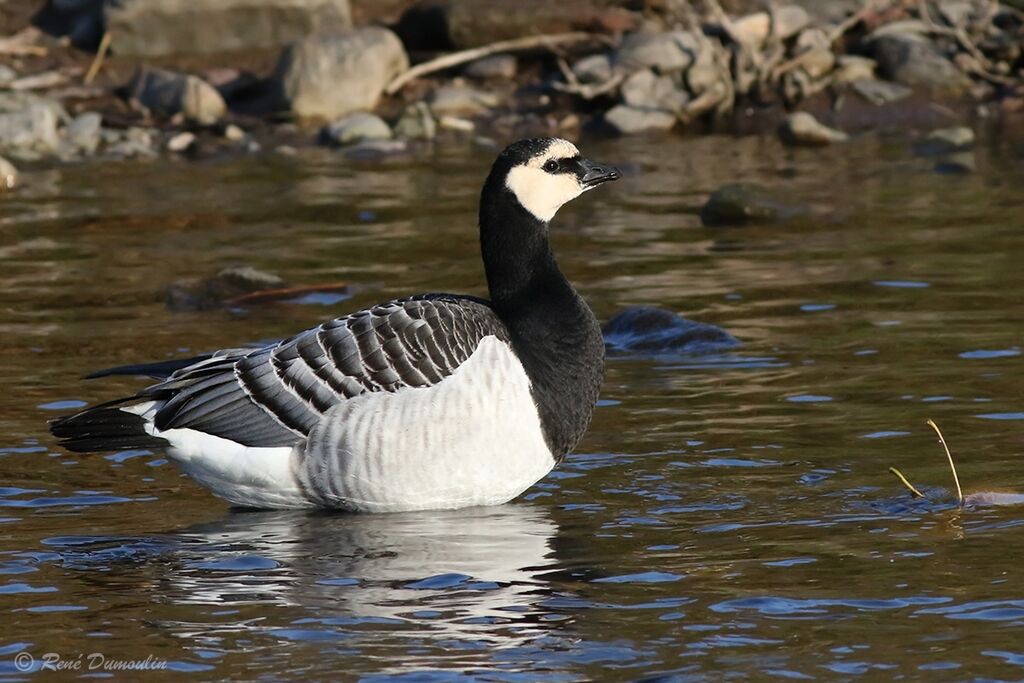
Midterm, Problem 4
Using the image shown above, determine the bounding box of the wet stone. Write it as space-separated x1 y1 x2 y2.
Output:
603 307 740 355
933 151 975 175
700 182 801 227
605 104 676 135
128 68 226 125
870 32 971 94
851 78 913 105
573 54 612 84
620 69 689 113
321 112 392 146
0 155 17 190
915 126 975 156
394 102 436 140
63 112 102 155
778 111 848 146
429 85 500 117
615 30 698 74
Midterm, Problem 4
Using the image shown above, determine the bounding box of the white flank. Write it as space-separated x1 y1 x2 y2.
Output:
297 336 556 512
505 138 583 222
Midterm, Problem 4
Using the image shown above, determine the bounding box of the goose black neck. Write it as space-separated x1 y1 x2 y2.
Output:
478 178 604 460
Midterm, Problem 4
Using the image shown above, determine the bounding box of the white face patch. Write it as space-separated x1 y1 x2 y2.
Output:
504 139 584 223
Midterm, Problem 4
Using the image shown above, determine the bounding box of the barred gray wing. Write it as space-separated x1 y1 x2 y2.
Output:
146 296 510 447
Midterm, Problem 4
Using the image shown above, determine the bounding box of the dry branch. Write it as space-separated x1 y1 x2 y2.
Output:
386 32 611 95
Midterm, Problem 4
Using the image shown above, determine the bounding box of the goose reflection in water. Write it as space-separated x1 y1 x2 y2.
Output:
107 504 564 647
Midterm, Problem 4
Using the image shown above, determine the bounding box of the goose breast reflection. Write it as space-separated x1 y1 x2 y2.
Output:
51 138 621 512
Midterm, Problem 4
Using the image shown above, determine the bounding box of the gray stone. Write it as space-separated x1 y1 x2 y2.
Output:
394 102 436 140
870 33 971 94
915 126 975 156
615 30 698 74
342 138 409 160
778 111 848 146
275 27 408 121
851 78 913 104
0 156 17 191
0 92 68 120
620 69 688 113
834 55 877 84
605 104 676 135
773 5 811 40
106 0 353 57
464 55 516 80
128 68 226 125
429 85 499 117
0 105 61 159
105 127 158 159
166 131 197 153
63 112 102 155
322 112 392 146
0 65 16 88
700 183 800 227
793 28 835 79
573 54 612 84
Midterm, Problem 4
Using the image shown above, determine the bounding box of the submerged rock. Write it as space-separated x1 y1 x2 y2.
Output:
778 111 848 146
274 27 408 120
106 0 353 57
0 101 61 159
321 112 392 146
166 266 288 312
603 307 740 355
915 126 975 156
700 183 800 227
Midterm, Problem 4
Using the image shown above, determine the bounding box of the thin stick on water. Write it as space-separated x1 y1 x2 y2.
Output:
889 467 925 498
927 419 963 507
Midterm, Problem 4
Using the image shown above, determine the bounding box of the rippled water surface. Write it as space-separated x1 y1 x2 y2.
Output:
1 132 1023 680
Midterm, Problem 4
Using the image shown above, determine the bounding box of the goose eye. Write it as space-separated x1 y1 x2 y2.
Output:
542 159 559 173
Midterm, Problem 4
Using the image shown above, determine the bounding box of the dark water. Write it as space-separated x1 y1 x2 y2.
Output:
1 131 1023 680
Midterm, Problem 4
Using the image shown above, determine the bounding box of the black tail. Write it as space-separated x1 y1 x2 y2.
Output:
85 354 215 380
50 401 170 454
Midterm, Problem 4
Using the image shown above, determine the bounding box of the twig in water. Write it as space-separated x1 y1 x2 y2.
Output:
889 467 925 498
385 32 611 95
927 419 963 507
85 31 112 85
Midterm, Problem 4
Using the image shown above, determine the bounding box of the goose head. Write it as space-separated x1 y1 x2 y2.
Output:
487 138 621 224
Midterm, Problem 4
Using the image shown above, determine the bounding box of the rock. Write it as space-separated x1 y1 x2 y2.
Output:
773 5 811 40
615 30 698 74
395 0 635 50
778 111 848 146
603 307 740 355
870 33 971 94
700 183 799 227
792 28 835 79
393 102 436 140
274 27 408 121
106 0 353 57
921 126 975 154
321 112 392 146
851 78 913 105
573 54 612 84
105 127 158 159
463 55 516 80
0 103 61 159
934 152 975 175
605 104 676 135
166 266 288 312
166 131 196 153
834 55 877 84
342 138 409 160
0 65 16 88
728 12 770 48
428 85 499 117
127 68 226 125
438 115 474 132
620 69 688 113
0 156 17 191
223 124 246 141
63 112 102 155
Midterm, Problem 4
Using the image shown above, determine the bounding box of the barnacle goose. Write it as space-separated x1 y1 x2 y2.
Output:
50 137 620 512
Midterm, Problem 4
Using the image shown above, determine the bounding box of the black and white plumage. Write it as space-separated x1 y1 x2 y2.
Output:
51 137 621 512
